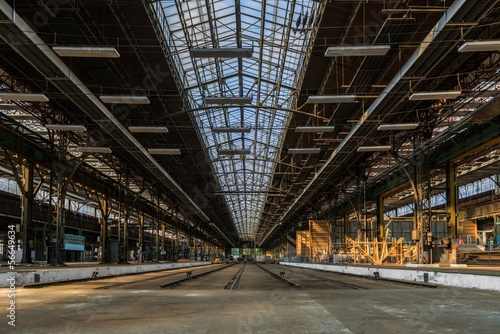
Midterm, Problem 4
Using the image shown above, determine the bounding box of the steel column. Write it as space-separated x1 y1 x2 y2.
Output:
447 163 458 237
20 161 34 263
377 195 385 241
98 197 111 263
139 213 144 264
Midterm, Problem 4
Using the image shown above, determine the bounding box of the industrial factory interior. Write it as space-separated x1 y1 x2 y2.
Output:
0 0 499 333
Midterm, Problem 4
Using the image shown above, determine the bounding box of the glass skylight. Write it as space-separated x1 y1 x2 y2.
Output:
154 0 319 240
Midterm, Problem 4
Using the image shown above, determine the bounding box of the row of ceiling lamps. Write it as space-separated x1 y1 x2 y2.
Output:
1 39 498 156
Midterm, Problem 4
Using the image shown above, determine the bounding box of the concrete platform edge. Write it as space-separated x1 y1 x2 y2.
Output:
280 262 500 292
0 261 212 287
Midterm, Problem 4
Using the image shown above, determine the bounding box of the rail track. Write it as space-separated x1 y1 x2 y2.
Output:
224 263 246 289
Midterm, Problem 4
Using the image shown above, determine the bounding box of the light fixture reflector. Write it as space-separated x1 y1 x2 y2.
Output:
9 114 37 120
357 146 391 152
190 47 253 58
76 147 112 153
409 91 461 101
295 126 335 132
325 45 390 57
205 96 253 105
212 126 252 133
128 126 169 133
148 148 181 155
46 124 87 131
52 46 120 58
288 148 321 154
218 149 251 155
100 95 150 104
0 93 49 102
0 103 22 110
377 123 419 131
306 95 357 103
458 40 500 52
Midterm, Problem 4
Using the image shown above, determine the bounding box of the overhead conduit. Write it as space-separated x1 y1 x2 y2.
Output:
0 0 210 222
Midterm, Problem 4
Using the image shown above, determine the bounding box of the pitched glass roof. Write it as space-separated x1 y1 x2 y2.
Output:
155 0 319 241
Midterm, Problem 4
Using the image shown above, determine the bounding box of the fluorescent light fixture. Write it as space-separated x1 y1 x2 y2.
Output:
190 47 253 58
306 95 357 103
409 91 461 101
218 149 251 155
147 148 181 155
0 93 49 102
325 45 390 57
99 95 150 104
295 126 335 132
52 46 120 58
288 148 321 154
377 123 419 131
205 96 253 105
0 103 22 110
458 40 500 52
128 126 169 133
76 147 112 153
9 114 37 120
212 126 252 133
357 145 391 152
45 124 87 131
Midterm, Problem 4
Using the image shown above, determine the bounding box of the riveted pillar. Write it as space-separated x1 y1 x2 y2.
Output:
446 162 458 237
377 195 385 241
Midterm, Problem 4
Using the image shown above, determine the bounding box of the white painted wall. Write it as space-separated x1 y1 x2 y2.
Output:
280 262 500 292
0 262 211 287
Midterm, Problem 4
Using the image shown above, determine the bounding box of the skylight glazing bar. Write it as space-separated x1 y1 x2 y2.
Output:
155 0 320 240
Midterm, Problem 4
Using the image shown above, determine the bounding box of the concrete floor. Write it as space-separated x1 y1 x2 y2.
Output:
2 263 499 333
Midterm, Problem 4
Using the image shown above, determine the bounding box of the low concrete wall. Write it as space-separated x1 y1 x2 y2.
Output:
0 262 211 287
280 262 500 292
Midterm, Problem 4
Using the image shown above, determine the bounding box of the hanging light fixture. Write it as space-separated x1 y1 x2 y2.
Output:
458 40 500 52
204 96 253 105
148 148 181 155
306 95 357 103
377 123 419 131
53 46 120 58
100 96 150 104
0 93 49 102
288 148 321 154
325 45 390 57
295 126 335 132
45 124 87 131
409 91 461 101
190 48 253 58
128 126 169 133
357 146 391 152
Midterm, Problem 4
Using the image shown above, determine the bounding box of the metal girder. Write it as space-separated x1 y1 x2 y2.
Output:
0 125 213 240
430 116 500 167
278 0 499 225
321 115 500 218
0 1 210 223
146 0 328 242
